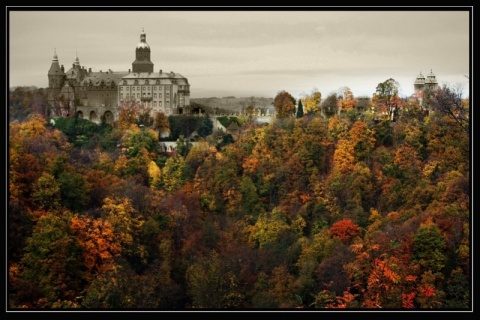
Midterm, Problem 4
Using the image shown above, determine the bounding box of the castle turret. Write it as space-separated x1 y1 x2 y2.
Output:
48 48 65 88
74 51 80 67
132 28 154 73
414 71 425 93
425 69 439 91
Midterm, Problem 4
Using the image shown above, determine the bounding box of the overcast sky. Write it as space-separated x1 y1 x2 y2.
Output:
8 8 471 99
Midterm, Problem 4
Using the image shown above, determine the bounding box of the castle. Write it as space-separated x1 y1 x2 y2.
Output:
47 29 191 124
412 69 439 107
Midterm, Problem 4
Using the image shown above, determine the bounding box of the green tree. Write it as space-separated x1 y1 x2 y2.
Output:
186 250 244 308
121 128 159 158
32 172 61 211
18 213 85 307
413 219 447 274
296 99 304 118
197 115 213 138
176 135 192 157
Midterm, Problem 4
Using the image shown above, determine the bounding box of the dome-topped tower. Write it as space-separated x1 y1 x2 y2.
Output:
414 71 425 93
132 28 154 73
48 48 65 89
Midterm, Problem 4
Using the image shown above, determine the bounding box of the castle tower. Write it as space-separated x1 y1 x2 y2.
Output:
414 71 425 93
48 48 65 89
132 28 154 73
425 69 439 91
74 51 80 67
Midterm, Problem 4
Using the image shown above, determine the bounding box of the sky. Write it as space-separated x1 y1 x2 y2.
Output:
8 7 471 99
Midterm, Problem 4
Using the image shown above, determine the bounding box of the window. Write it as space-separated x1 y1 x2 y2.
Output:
137 93 140 98
154 101 157 106
159 93 162 99
154 93 157 98
120 87 123 91
137 86 140 90
154 86 157 90
132 87 135 91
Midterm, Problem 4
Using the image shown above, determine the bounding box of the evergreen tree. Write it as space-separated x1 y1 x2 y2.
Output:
197 115 213 137
296 100 304 118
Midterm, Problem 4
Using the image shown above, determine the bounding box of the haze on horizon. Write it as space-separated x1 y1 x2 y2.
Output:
8 8 471 100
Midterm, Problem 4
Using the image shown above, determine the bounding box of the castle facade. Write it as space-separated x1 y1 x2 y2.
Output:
47 29 190 124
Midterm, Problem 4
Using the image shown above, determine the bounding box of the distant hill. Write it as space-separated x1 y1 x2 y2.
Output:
191 96 273 114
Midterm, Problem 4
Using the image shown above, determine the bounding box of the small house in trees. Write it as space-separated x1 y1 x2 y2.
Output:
226 121 240 140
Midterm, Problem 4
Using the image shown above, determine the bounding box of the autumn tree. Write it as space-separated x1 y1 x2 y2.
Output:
373 78 402 122
117 101 142 129
338 87 356 113
153 111 170 136
71 214 122 277
302 89 322 114
329 219 361 244
274 90 296 119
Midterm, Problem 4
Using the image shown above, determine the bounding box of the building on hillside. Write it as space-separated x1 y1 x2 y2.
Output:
226 121 240 140
412 69 439 108
47 29 190 124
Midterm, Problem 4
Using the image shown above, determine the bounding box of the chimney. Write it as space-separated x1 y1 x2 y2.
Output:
160 69 162 74
129 69 131 73
89 68 92 73
61 65 65 72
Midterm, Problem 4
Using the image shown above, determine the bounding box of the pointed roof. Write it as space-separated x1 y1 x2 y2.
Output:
226 121 240 130
74 51 80 66
48 48 64 76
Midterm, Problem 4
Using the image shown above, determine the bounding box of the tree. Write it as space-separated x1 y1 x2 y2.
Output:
302 89 322 114
197 115 213 138
117 101 142 129
430 84 469 134
273 90 295 119
320 93 339 116
176 135 193 157
32 172 61 211
338 87 356 113
413 219 447 274
18 213 85 307
153 111 170 135
296 99 304 118
373 78 401 122
329 219 361 244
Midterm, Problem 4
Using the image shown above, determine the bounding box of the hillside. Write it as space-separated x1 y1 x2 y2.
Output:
191 96 274 114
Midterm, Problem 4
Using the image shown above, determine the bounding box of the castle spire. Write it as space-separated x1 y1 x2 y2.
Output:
53 48 58 61
75 51 80 66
